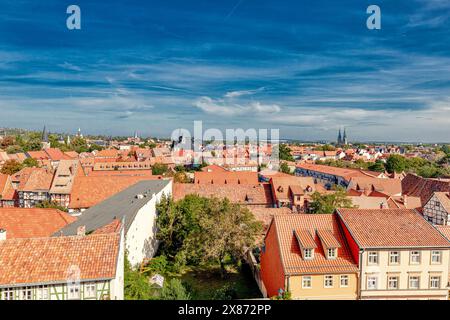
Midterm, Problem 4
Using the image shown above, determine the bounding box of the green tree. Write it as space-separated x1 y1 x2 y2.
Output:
279 162 292 174
152 163 169 175
22 157 39 168
124 255 153 300
0 159 23 175
160 279 191 300
309 187 354 214
278 144 294 162
385 154 407 173
368 160 385 172
35 200 68 212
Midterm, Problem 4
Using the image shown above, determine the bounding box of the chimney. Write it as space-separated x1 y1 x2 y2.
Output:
0 229 6 241
77 225 86 236
403 195 408 208
379 202 385 209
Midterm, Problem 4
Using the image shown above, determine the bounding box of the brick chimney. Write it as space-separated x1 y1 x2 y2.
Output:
77 225 86 236
0 229 6 241
403 195 408 208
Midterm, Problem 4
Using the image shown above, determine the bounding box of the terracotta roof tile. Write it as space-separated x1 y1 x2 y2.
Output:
0 233 120 286
338 208 450 248
402 173 450 203
0 208 76 239
194 171 258 185
271 214 358 274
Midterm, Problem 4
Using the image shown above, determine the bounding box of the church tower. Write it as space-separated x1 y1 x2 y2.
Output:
343 128 348 145
41 126 50 149
337 128 342 145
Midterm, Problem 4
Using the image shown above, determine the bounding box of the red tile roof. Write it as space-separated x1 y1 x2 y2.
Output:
402 173 450 203
0 208 76 239
16 168 54 192
173 183 273 206
69 176 159 209
194 171 258 185
0 233 120 286
44 148 72 161
337 208 450 248
270 214 358 274
348 177 402 196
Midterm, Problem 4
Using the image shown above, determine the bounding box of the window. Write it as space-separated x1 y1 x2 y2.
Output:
324 275 334 288
84 282 96 298
389 252 400 265
1 288 14 300
410 251 421 264
340 275 349 287
37 285 48 300
21 287 32 300
304 248 313 260
388 276 399 290
367 276 378 290
368 252 378 265
430 276 441 289
408 276 420 289
327 248 337 259
431 251 442 264
302 276 312 289
68 283 80 300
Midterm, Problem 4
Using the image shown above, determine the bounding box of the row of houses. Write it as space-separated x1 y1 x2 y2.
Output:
260 209 450 300
0 179 172 300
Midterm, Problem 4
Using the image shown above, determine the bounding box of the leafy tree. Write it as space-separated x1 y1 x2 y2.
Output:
0 136 15 148
309 186 354 214
22 157 39 168
160 279 191 300
316 144 336 151
70 136 89 153
279 162 292 174
124 254 153 300
212 284 238 300
188 199 262 277
0 159 23 175
278 144 294 162
35 200 68 212
385 154 407 173
152 163 169 175
5 145 23 154
156 195 262 277
368 160 385 172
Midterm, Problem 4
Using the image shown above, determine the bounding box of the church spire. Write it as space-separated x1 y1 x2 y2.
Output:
42 125 49 143
337 128 342 145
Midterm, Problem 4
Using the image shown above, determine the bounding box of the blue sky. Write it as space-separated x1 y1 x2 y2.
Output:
0 0 449 142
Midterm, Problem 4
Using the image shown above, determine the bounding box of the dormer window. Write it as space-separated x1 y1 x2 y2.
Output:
294 230 317 260
304 248 314 260
317 229 341 260
327 248 337 259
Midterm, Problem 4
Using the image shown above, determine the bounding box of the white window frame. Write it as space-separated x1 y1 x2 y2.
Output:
324 275 334 288
410 251 421 264
429 276 441 289
1 288 15 300
389 251 400 265
302 276 312 289
367 276 378 290
340 275 349 288
68 283 81 300
84 282 97 298
21 286 32 300
387 276 399 290
37 285 49 300
327 248 337 259
368 252 378 265
408 276 420 289
303 248 313 260
431 251 442 264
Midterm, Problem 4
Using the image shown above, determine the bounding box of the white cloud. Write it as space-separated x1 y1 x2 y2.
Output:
224 87 265 98
193 96 280 116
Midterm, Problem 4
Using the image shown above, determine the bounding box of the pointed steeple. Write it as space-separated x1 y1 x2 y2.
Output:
337 128 342 145
343 127 348 145
42 126 49 143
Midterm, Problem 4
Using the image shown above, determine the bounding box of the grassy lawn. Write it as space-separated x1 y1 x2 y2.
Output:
176 263 262 300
